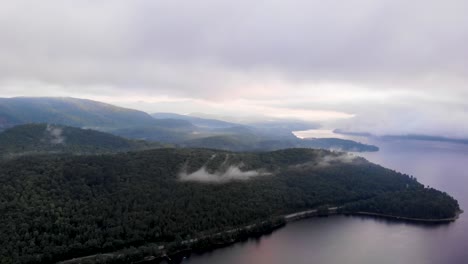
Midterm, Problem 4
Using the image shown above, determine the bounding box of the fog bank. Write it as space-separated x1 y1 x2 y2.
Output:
179 165 270 183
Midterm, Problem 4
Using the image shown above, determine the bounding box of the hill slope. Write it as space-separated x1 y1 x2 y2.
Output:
0 123 164 157
0 148 459 263
152 112 237 128
0 97 156 130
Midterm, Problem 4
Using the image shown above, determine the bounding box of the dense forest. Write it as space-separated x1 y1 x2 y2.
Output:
0 124 165 158
341 188 460 219
0 148 459 263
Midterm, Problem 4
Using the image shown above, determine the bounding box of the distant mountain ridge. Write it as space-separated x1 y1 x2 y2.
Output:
181 135 379 152
150 113 378 152
0 97 156 130
0 97 379 152
152 112 238 128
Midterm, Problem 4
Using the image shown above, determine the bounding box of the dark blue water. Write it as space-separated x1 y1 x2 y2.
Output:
181 139 468 264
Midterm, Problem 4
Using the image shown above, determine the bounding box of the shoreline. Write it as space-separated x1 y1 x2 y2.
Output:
57 207 461 264
350 210 463 223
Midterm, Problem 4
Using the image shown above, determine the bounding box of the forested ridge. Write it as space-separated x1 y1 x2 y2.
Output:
0 124 166 158
0 97 156 130
0 148 459 263
341 188 460 219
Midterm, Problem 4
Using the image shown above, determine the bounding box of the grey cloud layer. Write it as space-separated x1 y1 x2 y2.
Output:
0 0 467 136
1 1 467 92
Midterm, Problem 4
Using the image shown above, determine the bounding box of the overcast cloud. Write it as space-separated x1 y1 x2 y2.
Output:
0 0 467 137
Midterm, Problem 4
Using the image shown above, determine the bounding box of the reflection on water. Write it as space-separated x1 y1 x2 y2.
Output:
182 135 468 264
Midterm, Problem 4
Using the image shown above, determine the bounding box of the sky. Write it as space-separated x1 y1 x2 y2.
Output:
0 0 467 137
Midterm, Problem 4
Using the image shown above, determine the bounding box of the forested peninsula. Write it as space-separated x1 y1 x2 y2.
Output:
0 148 459 264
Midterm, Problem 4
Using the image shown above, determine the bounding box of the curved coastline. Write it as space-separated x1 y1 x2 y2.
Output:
58 207 461 264
145 208 463 263
350 210 463 223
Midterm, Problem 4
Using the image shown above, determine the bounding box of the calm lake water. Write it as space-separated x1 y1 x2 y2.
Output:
180 132 468 264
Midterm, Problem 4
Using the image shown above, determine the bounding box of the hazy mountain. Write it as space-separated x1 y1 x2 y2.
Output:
152 112 238 128
247 120 320 136
152 113 318 139
181 135 258 151
150 112 375 152
182 136 378 152
151 118 195 129
111 125 197 143
0 97 379 152
0 97 156 130
333 129 373 137
300 138 379 152
0 123 165 158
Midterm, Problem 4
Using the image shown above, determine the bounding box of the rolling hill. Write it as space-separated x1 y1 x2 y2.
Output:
0 123 165 158
0 97 156 130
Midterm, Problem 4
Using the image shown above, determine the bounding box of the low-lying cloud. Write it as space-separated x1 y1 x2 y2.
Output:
179 165 270 183
45 125 65 144
291 153 358 170
316 153 357 167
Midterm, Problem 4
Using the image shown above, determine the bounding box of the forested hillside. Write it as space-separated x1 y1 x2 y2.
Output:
0 148 458 263
0 97 157 130
0 124 165 158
